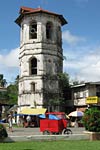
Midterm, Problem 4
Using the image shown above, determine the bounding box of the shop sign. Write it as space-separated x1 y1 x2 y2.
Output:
86 96 100 104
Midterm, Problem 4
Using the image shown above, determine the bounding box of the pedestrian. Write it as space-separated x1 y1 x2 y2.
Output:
8 114 13 132
26 115 31 126
18 116 22 127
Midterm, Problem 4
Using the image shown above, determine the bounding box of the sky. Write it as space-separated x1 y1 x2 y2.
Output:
0 0 100 84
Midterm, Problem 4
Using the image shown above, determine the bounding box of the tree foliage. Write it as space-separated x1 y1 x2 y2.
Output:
7 75 19 105
58 72 70 89
82 107 100 132
0 74 8 105
48 73 71 108
58 72 71 103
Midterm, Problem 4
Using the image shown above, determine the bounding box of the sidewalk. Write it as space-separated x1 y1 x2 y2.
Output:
4 127 89 142
7 127 42 136
7 127 85 136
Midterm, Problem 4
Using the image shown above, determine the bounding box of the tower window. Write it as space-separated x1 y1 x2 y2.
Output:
29 21 37 39
31 82 36 93
46 22 53 40
30 57 37 75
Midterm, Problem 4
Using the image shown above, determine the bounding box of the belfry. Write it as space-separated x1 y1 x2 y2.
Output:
15 6 67 111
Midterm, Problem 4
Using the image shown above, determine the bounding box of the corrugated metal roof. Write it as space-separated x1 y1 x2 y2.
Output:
71 81 100 88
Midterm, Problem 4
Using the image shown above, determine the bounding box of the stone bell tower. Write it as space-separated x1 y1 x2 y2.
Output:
15 7 67 110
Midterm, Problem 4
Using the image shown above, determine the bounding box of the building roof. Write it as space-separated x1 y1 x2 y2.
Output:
15 6 67 26
71 81 100 88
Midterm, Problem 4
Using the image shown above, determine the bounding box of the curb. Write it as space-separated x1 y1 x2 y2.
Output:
3 133 89 142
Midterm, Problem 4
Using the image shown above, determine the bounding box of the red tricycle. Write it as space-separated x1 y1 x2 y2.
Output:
40 112 72 135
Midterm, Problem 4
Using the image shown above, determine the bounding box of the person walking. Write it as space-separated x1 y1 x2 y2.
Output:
26 115 31 127
8 114 13 132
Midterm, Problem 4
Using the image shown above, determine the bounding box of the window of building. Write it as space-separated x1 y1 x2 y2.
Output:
29 21 37 39
46 22 53 40
31 82 36 93
30 57 37 75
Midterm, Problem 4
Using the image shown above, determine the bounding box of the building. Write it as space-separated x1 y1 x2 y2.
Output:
71 82 100 111
15 7 67 111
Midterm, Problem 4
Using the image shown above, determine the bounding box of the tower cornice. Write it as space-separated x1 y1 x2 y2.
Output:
15 6 67 26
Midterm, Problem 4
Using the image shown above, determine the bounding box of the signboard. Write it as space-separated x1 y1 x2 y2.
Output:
86 96 100 104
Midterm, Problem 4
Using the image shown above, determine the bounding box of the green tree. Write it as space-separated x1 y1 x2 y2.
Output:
7 75 19 105
82 107 100 132
47 72 71 111
0 74 8 106
58 72 70 88
48 73 70 106
58 72 71 103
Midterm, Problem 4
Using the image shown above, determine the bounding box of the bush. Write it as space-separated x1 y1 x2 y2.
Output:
0 124 8 139
82 107 100 132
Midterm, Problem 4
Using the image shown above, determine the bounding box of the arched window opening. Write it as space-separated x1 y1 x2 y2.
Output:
30 57 37 75
29 21 37 39
46 22 53 40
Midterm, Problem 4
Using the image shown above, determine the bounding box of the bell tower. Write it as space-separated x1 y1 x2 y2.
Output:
15 7 67 110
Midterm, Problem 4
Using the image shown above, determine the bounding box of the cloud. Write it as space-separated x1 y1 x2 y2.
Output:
0 36 100 84
78 47 100 81
0 48 19 83
63 45 100 82
0 48 19 67
62 30 85 46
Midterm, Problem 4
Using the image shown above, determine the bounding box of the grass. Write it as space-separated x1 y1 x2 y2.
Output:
0 141 100 150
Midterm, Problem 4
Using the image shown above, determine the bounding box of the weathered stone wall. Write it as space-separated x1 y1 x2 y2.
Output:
18 12 63 108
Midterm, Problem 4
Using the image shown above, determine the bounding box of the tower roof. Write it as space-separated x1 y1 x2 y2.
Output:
15 6 67 26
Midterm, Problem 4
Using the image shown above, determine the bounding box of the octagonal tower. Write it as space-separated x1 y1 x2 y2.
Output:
15 7 67 110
